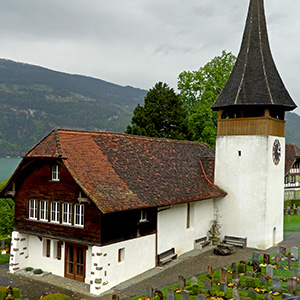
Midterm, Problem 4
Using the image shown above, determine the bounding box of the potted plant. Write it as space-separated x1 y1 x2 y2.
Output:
207 204 221 245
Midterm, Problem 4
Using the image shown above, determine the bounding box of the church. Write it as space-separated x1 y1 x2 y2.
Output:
0 0 296 296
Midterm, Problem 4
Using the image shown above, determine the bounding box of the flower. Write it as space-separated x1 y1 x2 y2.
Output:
138 297 150 300
7 286 12 290
174 289 182 294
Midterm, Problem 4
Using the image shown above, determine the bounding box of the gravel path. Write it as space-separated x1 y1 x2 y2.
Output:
0 232 299 300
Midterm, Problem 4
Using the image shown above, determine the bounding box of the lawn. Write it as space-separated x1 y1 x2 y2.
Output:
284 214 300 231
0 253 10 265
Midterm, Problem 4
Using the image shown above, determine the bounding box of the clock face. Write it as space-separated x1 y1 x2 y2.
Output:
272 139 281 165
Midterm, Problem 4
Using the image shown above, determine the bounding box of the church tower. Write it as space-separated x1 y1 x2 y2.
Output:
212 0 296 249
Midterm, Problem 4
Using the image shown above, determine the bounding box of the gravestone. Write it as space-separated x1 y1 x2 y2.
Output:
288 277 297 296
207 265 214 276
146 285 153 298
231 262 237 273
252 251 259 263
266 264 274 278
275 254 281 266
220 268 228 283
167 290 175 300
272 276 281 292
265 293 273 300
292 247 299 260
1 240 5 249
280 246 287 257
246 271 254 278
288 252 292 268
233 287 240 300
204 279 212 293
264 254 270 265
197 294 205 300
182 290 190 300
238 261 247 274
293 268 299 278
178 276 186 290
219 282 227 293
191 276 198 286
259 274 268 286
248 287 257 300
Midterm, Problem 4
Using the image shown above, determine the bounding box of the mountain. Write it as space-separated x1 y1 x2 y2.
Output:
0 59 147 156
286 112 300 148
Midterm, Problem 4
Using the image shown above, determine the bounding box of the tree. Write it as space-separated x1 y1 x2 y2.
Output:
0 179 14 239
126 82 191 140
178 50 236 148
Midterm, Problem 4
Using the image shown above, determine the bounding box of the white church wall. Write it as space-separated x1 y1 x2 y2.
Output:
215 135 284 249
89 234 156 295
157 200 214 255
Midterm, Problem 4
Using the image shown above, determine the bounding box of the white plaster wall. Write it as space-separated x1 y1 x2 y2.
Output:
157 200 214 255
27 236 65 276
89 234 156 295
10 231 29 272
215 135 285 249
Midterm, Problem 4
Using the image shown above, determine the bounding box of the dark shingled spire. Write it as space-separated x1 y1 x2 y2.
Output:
212 0 296 111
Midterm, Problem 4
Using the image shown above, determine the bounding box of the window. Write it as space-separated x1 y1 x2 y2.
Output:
40 200 48 221
52 165 60 181
62 203 72 225
44 239 51 257
29 199 38 220
187 203 191 229
55 241 62 260
51 202 60 223
118 248 125 263
140 209 148 222
74 204 84 227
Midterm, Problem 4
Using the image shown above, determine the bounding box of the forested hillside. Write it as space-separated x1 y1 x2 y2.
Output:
286 112 300 148
0 59 147 156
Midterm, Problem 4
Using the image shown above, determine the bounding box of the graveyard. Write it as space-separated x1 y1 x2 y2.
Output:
134 246 300 300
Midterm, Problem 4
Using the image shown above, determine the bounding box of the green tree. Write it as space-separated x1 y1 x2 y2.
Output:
126 82 191 140
178 50 236 148
0 179 14 239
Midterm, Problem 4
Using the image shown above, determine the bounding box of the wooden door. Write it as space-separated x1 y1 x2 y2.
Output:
65 243 86 282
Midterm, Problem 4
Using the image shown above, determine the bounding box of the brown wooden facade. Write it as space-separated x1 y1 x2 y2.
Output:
11 158 157 247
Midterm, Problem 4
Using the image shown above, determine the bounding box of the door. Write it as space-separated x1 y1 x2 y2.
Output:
65 243 86 282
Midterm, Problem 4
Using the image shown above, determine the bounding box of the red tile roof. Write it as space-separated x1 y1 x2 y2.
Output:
22 130 226 213
285 144 300 175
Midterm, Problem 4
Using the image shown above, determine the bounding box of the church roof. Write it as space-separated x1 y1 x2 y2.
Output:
212 0 296 111
4 129 226 213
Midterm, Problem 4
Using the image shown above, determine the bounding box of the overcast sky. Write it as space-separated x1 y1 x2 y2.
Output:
1 0 299 112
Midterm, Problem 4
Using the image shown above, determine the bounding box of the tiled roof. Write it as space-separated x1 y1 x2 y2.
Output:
25 129 226 213
285 144 300 175
212 0 296 110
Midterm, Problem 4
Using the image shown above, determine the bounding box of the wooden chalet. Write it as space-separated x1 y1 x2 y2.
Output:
0 129 225 294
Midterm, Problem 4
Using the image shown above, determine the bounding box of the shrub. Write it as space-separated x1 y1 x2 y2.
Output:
238 263 246 274
41 293 69 300
33 268 43 274
0 286 22 300
25 266 33 272
245 277 257 288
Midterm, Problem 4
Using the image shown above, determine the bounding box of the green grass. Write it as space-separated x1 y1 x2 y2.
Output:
284 214 300 231
0 253 9 265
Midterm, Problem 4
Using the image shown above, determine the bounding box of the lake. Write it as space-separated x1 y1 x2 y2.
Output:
0 157 22 182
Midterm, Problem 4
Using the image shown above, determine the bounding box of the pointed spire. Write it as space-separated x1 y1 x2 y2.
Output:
212 0 296 111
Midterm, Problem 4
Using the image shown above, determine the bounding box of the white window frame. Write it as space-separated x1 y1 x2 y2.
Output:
118 248 125 263
74 204 84 227
29 199 38 220
140 209 148 223
40 200 49 222
51 202 60 223
52 165 60 181
62 203 72 225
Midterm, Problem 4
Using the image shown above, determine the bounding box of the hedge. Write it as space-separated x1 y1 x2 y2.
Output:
41 293 69 300
0 286 21 300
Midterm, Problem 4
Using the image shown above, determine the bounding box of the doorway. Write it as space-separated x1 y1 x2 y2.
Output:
65 243 86 282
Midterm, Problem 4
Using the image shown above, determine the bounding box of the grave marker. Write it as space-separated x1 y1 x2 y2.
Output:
292 247 299 260
204 279 212 293
252 251 259 263
178 276 186 290
182 290 190 300
266 264 274 278
220 268 228 284
197 294 205 300
233 287 240 300
275 254 281 266
288 252 292 268
167 290 175 300
248 287 257 300
259 274 268 286
263 254 270 265
191 276 198 286
220 282 227 293
293 268 299 278
288 277 297 296
207 265 214 276
280 246 287 257
146 285 153 298
272 276 281 292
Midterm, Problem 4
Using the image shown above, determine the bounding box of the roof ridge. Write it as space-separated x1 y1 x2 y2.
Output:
54 129 63 157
